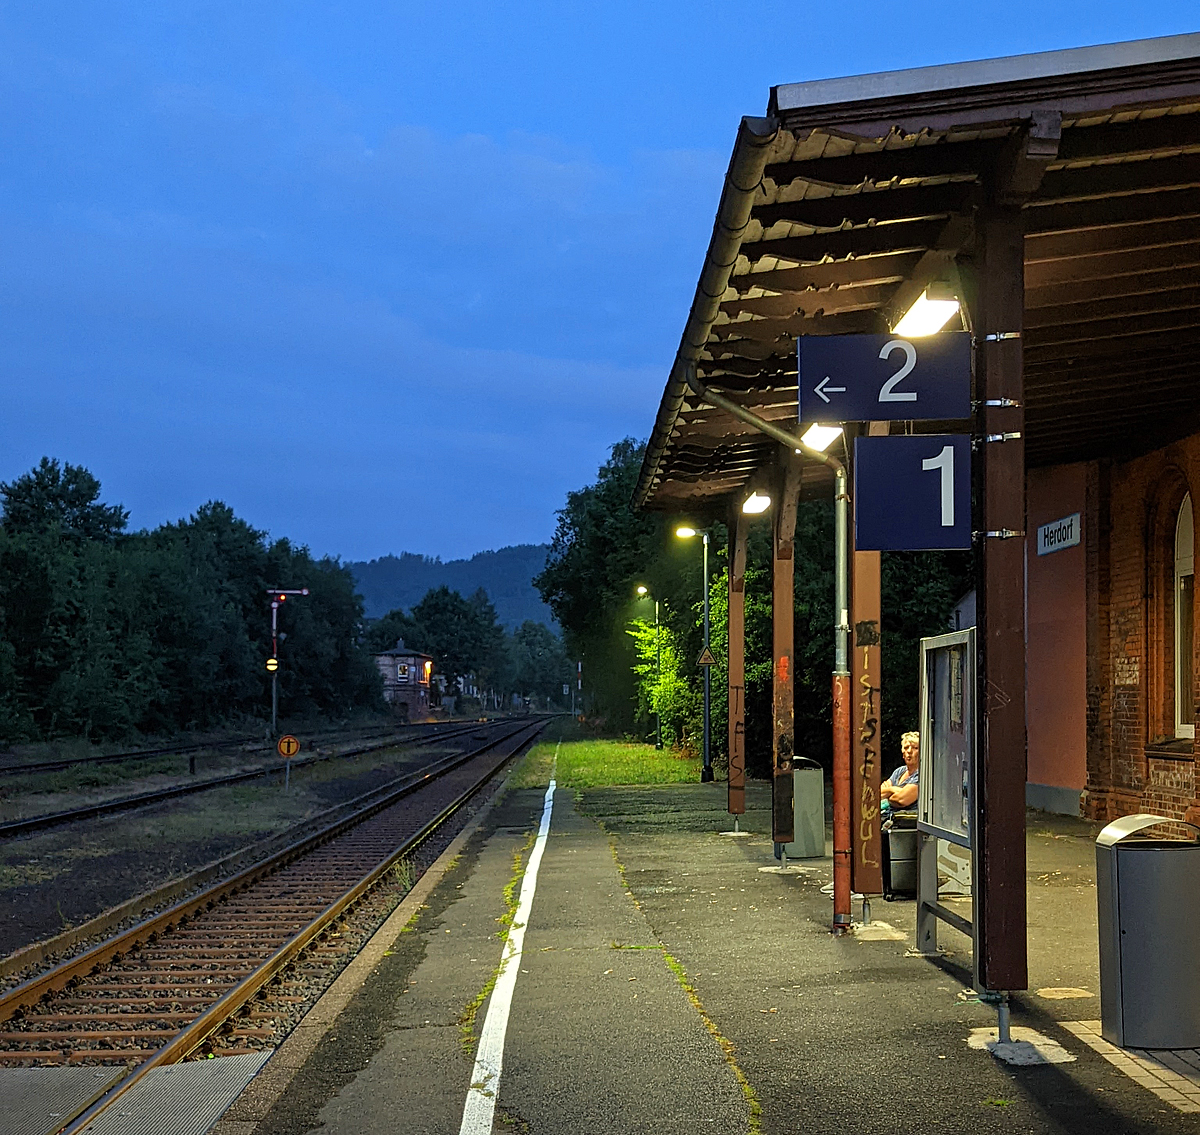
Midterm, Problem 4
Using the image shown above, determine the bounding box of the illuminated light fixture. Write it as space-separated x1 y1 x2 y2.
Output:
800 424 844 453
892 286 960 337
675 526 698 538
742 491 772 514
636 585 648 595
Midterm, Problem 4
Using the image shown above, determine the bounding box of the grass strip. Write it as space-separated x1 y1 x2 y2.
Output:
508 740 700 790
457 830 535 1054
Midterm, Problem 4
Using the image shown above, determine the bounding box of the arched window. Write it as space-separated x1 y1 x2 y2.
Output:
1176 493 1194 740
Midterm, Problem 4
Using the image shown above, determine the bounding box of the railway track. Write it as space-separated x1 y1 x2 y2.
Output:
0 718 542 1132
0 718 473 777
0 719 513 838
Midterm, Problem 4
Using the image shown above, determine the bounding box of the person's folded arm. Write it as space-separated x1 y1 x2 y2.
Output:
891 782 918 808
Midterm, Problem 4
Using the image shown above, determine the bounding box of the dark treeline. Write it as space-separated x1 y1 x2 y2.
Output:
364 588 573 705
0 458 381 742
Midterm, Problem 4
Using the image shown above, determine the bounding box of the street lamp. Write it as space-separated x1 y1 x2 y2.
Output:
635 586 662 749
266 588 309 735
675 525 714 782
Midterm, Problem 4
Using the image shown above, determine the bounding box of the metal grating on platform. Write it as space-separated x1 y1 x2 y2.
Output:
77 1052 272 1135
0 1066 126 1135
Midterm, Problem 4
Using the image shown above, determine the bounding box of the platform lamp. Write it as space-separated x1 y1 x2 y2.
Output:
635 586 663 750
267 588 309 736
675 525 715 782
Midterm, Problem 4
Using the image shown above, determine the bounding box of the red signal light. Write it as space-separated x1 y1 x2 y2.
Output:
277 594 287 602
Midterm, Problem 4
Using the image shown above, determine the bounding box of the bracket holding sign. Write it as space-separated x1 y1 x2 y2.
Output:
798 332 972 424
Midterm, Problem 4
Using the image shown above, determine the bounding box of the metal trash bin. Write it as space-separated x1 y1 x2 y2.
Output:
1097 813 1200 1048
775 758 825 859
883 818 918 898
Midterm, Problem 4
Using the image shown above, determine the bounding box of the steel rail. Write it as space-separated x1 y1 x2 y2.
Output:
48 720 543 1135
0 720 512 838
0 720 537 1023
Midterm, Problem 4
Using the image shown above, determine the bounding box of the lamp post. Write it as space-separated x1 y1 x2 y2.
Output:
266 588 309 736
636 586 663 749
676 526 714 782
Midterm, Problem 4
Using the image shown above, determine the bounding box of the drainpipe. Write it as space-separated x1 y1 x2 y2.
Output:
686 366 853 935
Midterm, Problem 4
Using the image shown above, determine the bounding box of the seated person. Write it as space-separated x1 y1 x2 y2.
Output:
880 730 920 826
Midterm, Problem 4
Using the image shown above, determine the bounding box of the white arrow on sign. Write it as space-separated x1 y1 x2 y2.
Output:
814 376 846 404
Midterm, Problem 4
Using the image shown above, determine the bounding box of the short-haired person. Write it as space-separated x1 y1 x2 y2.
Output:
880 730 919 828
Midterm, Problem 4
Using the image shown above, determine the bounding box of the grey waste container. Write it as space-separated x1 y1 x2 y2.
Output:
1097 813 1200 1048
775 758 825 860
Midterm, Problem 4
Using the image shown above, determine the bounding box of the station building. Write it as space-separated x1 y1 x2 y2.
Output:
372 639 433 720
634 32 1200 977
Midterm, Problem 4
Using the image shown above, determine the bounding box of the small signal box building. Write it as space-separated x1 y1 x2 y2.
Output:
373 639 433 721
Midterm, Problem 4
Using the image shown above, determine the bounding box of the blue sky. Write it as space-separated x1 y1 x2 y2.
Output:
1 3 1194 560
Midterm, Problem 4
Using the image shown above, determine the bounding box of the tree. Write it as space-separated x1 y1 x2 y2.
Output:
510 621 570 702
1 457 128 540
536 439 684 729
406 586 494 686
363 608 418 654
0 460 384 742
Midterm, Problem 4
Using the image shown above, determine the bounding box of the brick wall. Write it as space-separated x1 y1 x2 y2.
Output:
1080 433 1200 823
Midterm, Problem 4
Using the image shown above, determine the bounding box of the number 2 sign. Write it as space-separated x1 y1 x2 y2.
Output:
854 435 972 551
798 332 971 424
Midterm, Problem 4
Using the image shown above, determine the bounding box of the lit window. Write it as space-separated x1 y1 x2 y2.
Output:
1176 494 1194 740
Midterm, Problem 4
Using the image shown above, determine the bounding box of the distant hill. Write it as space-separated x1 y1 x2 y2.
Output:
348 544 554 629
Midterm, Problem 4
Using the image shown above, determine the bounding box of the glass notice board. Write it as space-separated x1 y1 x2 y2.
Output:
917 628 976 848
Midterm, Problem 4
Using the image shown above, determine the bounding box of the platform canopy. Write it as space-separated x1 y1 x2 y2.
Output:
635 33 1200 514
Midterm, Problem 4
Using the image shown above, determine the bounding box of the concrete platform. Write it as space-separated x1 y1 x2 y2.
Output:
219 779 1200 1135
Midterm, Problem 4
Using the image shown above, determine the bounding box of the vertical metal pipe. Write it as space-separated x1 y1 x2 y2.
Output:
702 532 714 782
655 600 663 750
833 467 853 932
727 503 747 818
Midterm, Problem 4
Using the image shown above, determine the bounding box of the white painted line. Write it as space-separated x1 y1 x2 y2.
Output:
458 745 557 1135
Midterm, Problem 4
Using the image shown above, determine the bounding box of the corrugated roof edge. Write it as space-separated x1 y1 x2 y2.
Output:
632 115 780 511
771 31 1200 112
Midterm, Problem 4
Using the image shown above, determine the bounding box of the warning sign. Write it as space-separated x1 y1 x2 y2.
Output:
697 647 717 666
277 734 300 758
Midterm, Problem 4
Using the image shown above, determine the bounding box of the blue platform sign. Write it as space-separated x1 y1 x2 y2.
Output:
855 435 972 551
798 332 972 424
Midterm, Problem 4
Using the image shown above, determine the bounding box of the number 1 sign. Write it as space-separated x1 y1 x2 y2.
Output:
854 435 972 551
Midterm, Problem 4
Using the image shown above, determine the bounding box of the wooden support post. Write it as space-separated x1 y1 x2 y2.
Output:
728 502 748 817
772 453 803 845
851 499 884 897
972 205 1029 992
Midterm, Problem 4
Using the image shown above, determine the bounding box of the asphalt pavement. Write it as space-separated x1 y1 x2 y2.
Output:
237 778 1200 1135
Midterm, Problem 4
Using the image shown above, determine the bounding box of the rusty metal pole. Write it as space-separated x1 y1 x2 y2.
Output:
851 424 887 908
772 455 803 853
727 503 748 825
832 465 852 933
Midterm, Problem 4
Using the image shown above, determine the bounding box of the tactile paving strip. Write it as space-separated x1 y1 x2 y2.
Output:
0 1066 125 1135
1063 1020 1200 1113
77 1052 271 1135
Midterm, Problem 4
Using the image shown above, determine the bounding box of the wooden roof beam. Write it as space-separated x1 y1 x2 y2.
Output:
1057 111 1200 163
764 138 1005 189
1038 151 1200 200
1025 284 1200 329
719 283 895 319
744 217 946 264
1024 185 1200 234
728 251 921 294
751 181 975 228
